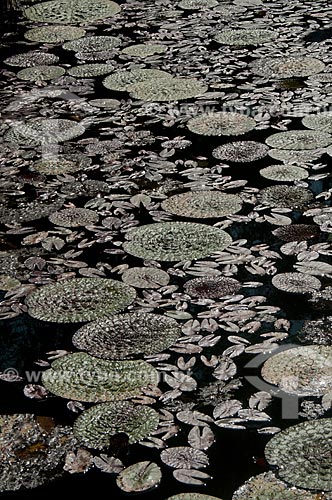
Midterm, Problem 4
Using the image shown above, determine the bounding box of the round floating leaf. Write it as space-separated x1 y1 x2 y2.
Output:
184 276 241 299
24 0 121 24
103 69 171 92
178 0 218 9
271 272 321 294
73 401 159 448
302 112 332 132
215 28 276 45
63 36 121 52
168 495 222 500
259 165 309 182
89 98 120 108
123 222 232 261
262 346 332 396
17 65 65 81
25 278 136 323
121 267 170 289
4 51 59 67
268 148 324 162
161 191 243 218
42 352 158 402
24 25 86 43
0 414 75 492
128 77 208 101
187 112 256 136
161 447 209 469
72 312 181 359
212 141 269 162
232 471 318 500
0 199 63 224
4 119 86 146
265 130 332 150
116 462 162 493
31 154 91 175
251 56 325 78
122 44 166 57
49 208 98 227
257 185 313 208
265 418 332 490
272 224 319 242
0 275 20 291
68 64 112 77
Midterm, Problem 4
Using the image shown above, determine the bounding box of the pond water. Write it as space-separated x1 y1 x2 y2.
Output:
0 0 332 498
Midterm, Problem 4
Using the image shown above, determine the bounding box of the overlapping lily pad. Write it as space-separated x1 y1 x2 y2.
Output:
73 401 159 447
63 36 121 52
25 278 136 323
123 222 232 261
187 112 256 136
24 25 86 43
215 29 276 46
251 56 326 78
42 352 159 402
24 0 121 24
212 141 269 162
128 77 208 102
116 462 162 492
161 191 243 218
121 267 170 289
103 69 171 92
261 345 332 396
265 130 332 150
302 112 332 131
72 312 181 359
265 419 332 490
49 208 98 227
259 165 309 182
4 119 86 146
271 272 321 294
257 186 313 208
17 65 65 81
232 471 318 500
122 44 166 57
184 276 241 298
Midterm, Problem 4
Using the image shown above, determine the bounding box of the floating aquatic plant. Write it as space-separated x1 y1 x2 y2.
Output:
257 185 313 208
251 56 325 78
184 276 241 298
261 345 332 396
271 272 321 294
25 278 136 323
187 112 256 136
123 222 232 261
116 462 162 493
302 111 332 131
259 165 309 182
121 267 170 289
24 25 86 43
268 149 324 162
265 130 332 150
212 141 269 162
49 208 98 227
272 224 319 242
31 154 91 175
4 119 86 146
309 286 332 311
121 44 166 57
24 0 121 24
232 471 318 500
128 77 208 102
161 447 209 469
214 29 276 46
297 317 332 345
0 199 63 224
63 36 121 52
161 191 243 218
178 0 218 9
0 414 76 492
265 418 332 490
68 64 112 77
103 69 171 92
168 495 222 500
17 65 65 81
72 312 181 359
73 401 159 448
4 51 59 67
42 352 158 402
